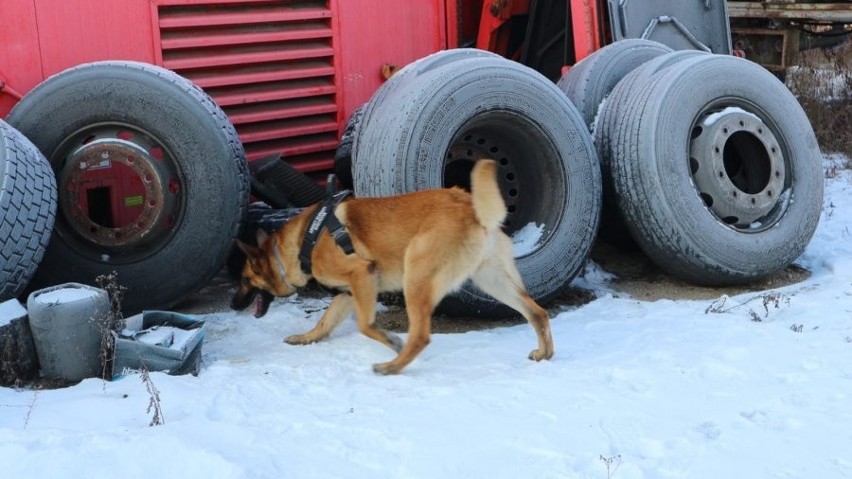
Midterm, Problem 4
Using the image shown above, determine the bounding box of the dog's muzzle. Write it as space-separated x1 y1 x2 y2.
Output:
231 287 275 318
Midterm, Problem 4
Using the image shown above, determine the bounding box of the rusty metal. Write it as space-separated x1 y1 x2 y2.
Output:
0 74 24 100
728 2 852 23
381 64 402 80
477 0 531 56
489 0 511 19
54 123 184 258
731 27 797 71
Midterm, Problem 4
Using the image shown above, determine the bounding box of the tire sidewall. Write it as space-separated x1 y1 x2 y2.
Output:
353 49 501 168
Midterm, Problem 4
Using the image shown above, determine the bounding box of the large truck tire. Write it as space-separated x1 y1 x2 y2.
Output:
335 49 501 191
6 61 250 315
353 52 602 316
606 54 823 284
356 49 501 136
593 50 711 245
0 120 57 301
557 39 673 131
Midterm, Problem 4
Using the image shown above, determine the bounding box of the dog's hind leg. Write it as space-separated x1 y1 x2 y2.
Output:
471 235 554 361
285 293 354 345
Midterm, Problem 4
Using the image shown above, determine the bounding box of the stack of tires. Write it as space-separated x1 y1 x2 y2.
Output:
559 39 823 285
339 41 823 315
4 42 824 318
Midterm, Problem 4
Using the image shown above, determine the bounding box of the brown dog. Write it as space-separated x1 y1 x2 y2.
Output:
232 159 553 374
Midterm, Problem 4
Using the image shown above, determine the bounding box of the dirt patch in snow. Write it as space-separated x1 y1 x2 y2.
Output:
176 239 810 334
588 241 810 302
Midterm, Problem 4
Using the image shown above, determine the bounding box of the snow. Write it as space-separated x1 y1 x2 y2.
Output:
31 285 101 304
0 299 27 326
134 326 176 348
2 156 852 479
512 221 545 256
123 325 198 351
701 106 762 126
786 65 849 102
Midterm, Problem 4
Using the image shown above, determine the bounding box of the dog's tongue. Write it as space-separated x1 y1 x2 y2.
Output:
253 290 274 318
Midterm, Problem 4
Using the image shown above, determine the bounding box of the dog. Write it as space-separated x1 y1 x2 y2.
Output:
231 159 553 374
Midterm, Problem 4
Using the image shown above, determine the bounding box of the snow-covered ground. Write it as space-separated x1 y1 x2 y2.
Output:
2 155 851 479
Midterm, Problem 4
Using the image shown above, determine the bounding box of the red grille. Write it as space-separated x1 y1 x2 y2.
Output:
157 0 338 175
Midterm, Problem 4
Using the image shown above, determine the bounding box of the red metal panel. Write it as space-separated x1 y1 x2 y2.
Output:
32 0 157 75
335 0 450 124
158 6 331 27
3 0 457 179
156 0 340 174
570 0 602 62
0 0 42 117
476 0 531 56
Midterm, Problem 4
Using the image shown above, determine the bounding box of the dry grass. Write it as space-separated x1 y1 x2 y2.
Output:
786 39 852 157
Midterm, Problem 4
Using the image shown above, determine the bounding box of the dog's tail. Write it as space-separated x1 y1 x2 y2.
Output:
471 159 507 230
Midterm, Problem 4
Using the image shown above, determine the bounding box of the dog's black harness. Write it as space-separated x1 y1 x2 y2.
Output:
298 190 355 275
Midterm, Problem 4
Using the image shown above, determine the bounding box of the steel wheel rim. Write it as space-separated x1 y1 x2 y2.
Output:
688 103 789 232
443 111 566 256
52 123 185 263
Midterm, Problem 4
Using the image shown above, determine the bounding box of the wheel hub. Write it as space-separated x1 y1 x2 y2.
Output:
446 134 520 227
58 128 181 256
690 108 785 228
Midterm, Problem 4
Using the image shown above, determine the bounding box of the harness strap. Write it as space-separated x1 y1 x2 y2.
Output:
298 190 354 275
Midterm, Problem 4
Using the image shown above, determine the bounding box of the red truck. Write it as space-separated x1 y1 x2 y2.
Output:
0 0 826 315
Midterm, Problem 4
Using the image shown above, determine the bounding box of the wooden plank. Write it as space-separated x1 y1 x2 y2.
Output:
728 2 852 23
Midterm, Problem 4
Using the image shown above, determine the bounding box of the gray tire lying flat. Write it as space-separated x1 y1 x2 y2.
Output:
0 120 57 301
353 52 601 315
606 54 823 284
7 61 250 314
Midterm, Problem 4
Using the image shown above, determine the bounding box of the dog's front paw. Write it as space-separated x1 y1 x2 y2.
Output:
284 334 314 345
528 348 554 361
372 361 402 375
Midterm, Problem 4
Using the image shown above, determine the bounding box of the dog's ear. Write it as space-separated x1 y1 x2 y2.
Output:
256 229 270 247
236 239 260 257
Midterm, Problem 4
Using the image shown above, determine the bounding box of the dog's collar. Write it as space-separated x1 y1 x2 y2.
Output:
299 190 354 275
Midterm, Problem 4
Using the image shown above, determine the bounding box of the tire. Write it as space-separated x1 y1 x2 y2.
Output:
557 39 673 131
250 153 327 208
353 53 602 315
356 49 501 140
7 61 250 314
593 50 711 246
0 120 57 302
336 49 501 191
333 105 365 190
607 54 823 284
